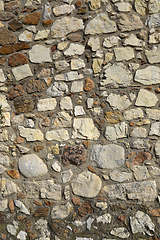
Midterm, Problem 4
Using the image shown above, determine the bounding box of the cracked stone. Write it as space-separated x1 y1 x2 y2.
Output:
18 126 43 142
135 89 158 107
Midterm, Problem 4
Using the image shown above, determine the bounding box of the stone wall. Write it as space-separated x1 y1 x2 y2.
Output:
0 0 160 239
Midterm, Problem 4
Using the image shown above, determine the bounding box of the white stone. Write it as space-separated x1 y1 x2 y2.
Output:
29 44 52 63
0 164 6 174
135 89 158 107
88 37 100 51
43 3 51 19
85 0 101 10
149 32 160 44
115 2 132 12
51 202 73 219
130 127 148 138
55 60 69 71
0 129 8 142
34 30 50 40
46 82 68 97
71 81 83 93
14 200 30 215
52 161 61 172
149 122 160 136
0 178 19 196
131 165 150 181
51 17 84 38
53 4 75 16
19 30 33 42
17 231 27 240
114 47 135 61
61 169 73 183
103 36 120 48
37 98 57 111
18 154 48 178
64 43 85 56
26 25 36 33
53 111 72 128
35 219 50 239
149 166 160 176
0 0 4 11
18 126 44 141
63 0 73 3
124 108 144 121
0 199 7 211
107 93 131 110
12 64 33 81
91 144 125 169
46 129 70 141
110 228 130 238
87 217 94 230
85 13 117 35
0 69 5 82
7 222 18 236
105 52 113 63
16 145 30 154
60 96 73 110
72 171 102 198
57 42 69 51
109 171 132 183
74 106 85 116
134 66 160 85
105 122 128 141
97 213 111 224
71 58 85 70
55 71 83 81
40 180 61 200
155 140 160 157
0 152 10 166
132 139 150 149
145 45 160 64
95 202 108 210
26 118 34 128
72 118 100 140
124 34 144 47
52 50 62 60
87 98 94 109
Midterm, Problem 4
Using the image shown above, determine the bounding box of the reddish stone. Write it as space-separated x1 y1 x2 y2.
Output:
7 169 20 179
8 53 28 67
27 79 46 93
72 197 81 205
129 122 135 126
40 118 50 127
0 28 17 46
149 209 160 217
117 214 126 223
82 140 89 148
133 151 152 165
145 86 152 90
34 145 44 152
155 88 160 93
7 85 25 100
101 103 105 108
21 7 37 13
33 208 49 218
17 215 26 220
88 165 96 173
84 78 94 92
17 193 25 199
45 200 55 206
51 45 57 52
0 42 30 55
78 202 93 217
8 19 23 32
76 1 82 7
4 0 20 12
8 199 14 213
67 33 82 42
14 97 37 114
23 12 41 25
0 58 5 66
43 19 53 26
61 145 85 166
127 152 136 159
14 137 24 144
34 200 42 206
0 12 14 21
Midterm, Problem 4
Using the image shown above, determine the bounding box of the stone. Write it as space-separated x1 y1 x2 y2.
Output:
115 2 132 12
34 29 50 40
148 166 160 176
37 98 57 111
103 180 157 201
135 89 158 107
109 171 132 182
0 11 14 21
110 228 130 238
0 199 7 211
53 4 75 16
23 12 41 25
52 161 61 172
52 50 62 60
46 82 68 97
105 111 122 124
0 57 5 65
0 69 5 83
85 13 117 35
14 97 36 114
118 13 143 32
64 43 84 56
57 42 69 51
14 200 30 215
0 95 10 111
107 93 131 110
103 36 120 48
155 140 160 157
74 106 85 116
130 211 155 236
124 34 144 47
7 170 20 179
40 180 61 200
149 32 160 44
19 30 33 42
130 127 148 138
0 0 3 11
55 60 69 71
61 169 73 183
78 201 93 217
72 171 102 198
51 17 84 38
0 28 16 46
7 85 25 100
0 130 8 142
96 202 108 210
0 42 30 55
53 112 72 128
12 64 33 81
4 0 20 12
91 144 125 169
88 37 100 51
46 129 70 141
149 122 160 136
135 0 147 15
0 165 6 174
8 19 23 32
71 58 85 70
92 59 103 74
60 97 73 110
51 202 73 219
67 33 82 42
43 3 51 19
61 145 85 166
8 199 14 213
7 221 18 236
0 178 19 196
146 13 160 28
97 213 111 224
8 53 28 67
87 217 94 230
132 139 150 149
18 154 48 178
124 108 144 121
35 219 50 239
55 71 83 81
71 81 83 92
145 45 160 64
29 44 52 63
27 79 45 93
85 0 100 10
26 25 36 33
72 118 100 140
43 19 53 26
84 78 94 92
114 47 134 61
131 165 150 181
105 122 128 141
101 63 133 88
17 231 27 240
18 126 43 141
16 144 30 154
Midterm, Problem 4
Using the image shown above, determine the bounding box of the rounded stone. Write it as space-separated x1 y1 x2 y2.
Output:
18 154 48 178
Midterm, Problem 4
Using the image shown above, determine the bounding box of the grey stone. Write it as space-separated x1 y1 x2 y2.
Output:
87 217 94 230
43 3 51 19
71 58 85 70
149 122 160 136
40 180 61 200
52 161 61 172
35 219 50 240
124 34 144 47
19 30 33 42
29 44 52 63
110 228 130 239
146 13 160 28
131 165 150 181
0 178 19 197
53 4 75 16
88 37 100 51
107 93 131 110
61 169 73 183
145 45 160 64
114 47 135 61
0 153 10 166
74 106 85 116
51 202 73 219
130 127 148 138
60 96 73 110
14 200 30 215
115 2 132 12
0 164 6 174
149 166 160 176
18 126 44 141
103 36 120 48
109 171 132 182
135 89 158 107
12 64 33 81
53 111 72 128
118 13 143 32
0 199 7 211
71 81 83 92
7 221 18 236
131 139 150 149
97 213 111 224
0 69 5 82
155 140 160 157
105 122 128 141
55 60 69 71
46 82 68 97
34 30 50 40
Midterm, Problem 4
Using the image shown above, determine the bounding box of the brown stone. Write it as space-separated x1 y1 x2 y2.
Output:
8 53 28 67
34 145 44 152
17 193 25 199
0 11 14 21
84 78 94 92
76 1 82 7
14 137 24 144
21 7 38 13
51 45 57 52
0 28 17 46
34 200 42 206
105 111 122 124
33 208 49 218
23 12 41 25
77 6 87 14
4 0 20 12
8 19 23 32
0 42 30 55
7 85 25 100
39 118 50 127
45 200 55 206
129 122 135 126
7 169 20 179
88 165 96 173
0 213 6 223
82 140 89 149
149 209 160 217
27 79 46 93
133 151 152 165
0 58 5 66
127 152 136 159
61 145 85 166
72 197 81 205
78 202 93 217
14 96 37 114
155 88 160 93
43 19 53 26
17 215 27 220
8 199 14 213
67 33 82 42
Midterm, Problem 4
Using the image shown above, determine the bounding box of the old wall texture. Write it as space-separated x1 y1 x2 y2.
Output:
1 0 160 239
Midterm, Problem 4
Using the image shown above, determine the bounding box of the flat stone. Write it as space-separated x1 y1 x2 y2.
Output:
96 202 108 210
103 36 120 48
0 1 4 11
8 53 28 67
7 170 20 179
51 17 84 38
0 130 8 142
71 81 83 92
46 129 70 141
145 45 160 64
0 11 14 21
103 180 157 201
131 165 150 181
0 165 6 174
53 111 72 128
110 228 130 239
85 0 100 10
0 57 5 65
105 111 122 124
61 145 85 166
124 34 144 47
17 231 27 240
149 32 160 44
14 96 36 114
40 180 61 200
0 95 10 111
27 79 45 93
135 0 147 15
35 219 50 239
18 154 48 178
132 139 150 149
0 69 5 83
114 47 134 61
7 221 18 236
135 89 158 107
67 33 82 42
4 0 20 12
26 25 36 33
72 118 100 140
78 201 93 217
115 2 132 12
146 13 160 28
107 93 131 110
64 43 84 56
0 178 19 196
71 58 85 70
130 127 147 138
61 169 73 183
88 37 100 51
105 122 128 141
109 171 132 182
37 98 57 111
18 126 43 141
7 85 25 100
74 106 85 116
0 153 10 167
101 63 133 88
19 30 32 42
14 200 30 215
149 122 160 136
29 44 52 63
8 19 23 32
57 41 69 51
23 12 41 25
92 58 103 74
52 161 61 172
46 82 68 97
85 13 117 35
51 202 73 219
91 144 125 169
0 28 16 46
118 13 143 32
0 199 7 211
55 60 69 71
0 42 30 55
84 78 94 92
12 64 33 81
43 2 51 19
60 97 73 111
55 71 83 81
34 29 50 40
124 108 144 121
53 4 75 16
72 171 102 198
149 166 160 176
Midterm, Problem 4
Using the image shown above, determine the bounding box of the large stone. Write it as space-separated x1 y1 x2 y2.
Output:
135 89 158 107
18 126 44 141
8 53 28 67
27 79 46 93
7 85 25 100
53 4 75 16
12 64 33 81
8 19 23 32
51 17 84 38
145 45 160 64
23 12 41 25
46 129 70 141
114 47 134 61
53 112 72 128
46 82 68 97
130 127 148 138
124 108 144 121
64 43 85 56
85 13 117 35
51 202 73 219
135 0 147 15
18 154 48 178
72 171 102 198
0 28 16 46
105 122 128 141
0 42 30 55
0 11 14 21
60 96 73 110
146 109 160 120
124 33 144 47
135 66 160 85
55 71 83 81
29 44 52 63
14 97 36 114
131 165 150 181
149 122 160 136
37 98 57 111
103 180 157 201
71 81 83 92
107 93 131 110
118 13 143 32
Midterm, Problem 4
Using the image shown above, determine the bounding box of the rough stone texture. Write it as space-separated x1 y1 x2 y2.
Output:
61 145 85 166
135 89 158 107
12 64 33 81
14 97 37 114
29 44 52 63
8 53 28 67
0 28 17 46
134 66 160 85
107 93 131 110
18 126 44 141
23 12 41 25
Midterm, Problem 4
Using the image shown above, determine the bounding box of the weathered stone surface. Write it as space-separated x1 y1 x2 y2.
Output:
78 201 93 217
34 29 50 40
103 180 157 201
4 0 20 12
105 111 122 124
40 180 61 200
14 200 30 215
29 44 52 63
84 78 94 92
105 122 128 141
12 64 33 81
8 19 23 32
0 153 10 166
37 98 57 111
149 122 160 136
107 93 131 110
145 45 160 64
7 170 20 179
130 127 148 138
88 37 100 51
85 13 117 35
18 154 48 178
53 4 75 16
8 53 28 67
7 85 25 100
55 60 69 71
72 171 102 198
0 95 10 111
124 108 144 121
18 126 43 141
60 96 73 110
61 145 85 166
35 219 50 239
131 165 150 181
135 89 158 107
118 13 143 32
61 169 73 183
109 171 132 183
135 66 160 85
114 47 134 61
0 11 14 21
146 13 160 28
0 57 5 65
51 17 84 38
0 42 30 55
110 228 130 238
51 202 73 219
71 58 85 70
0 28 16 46
19 30 32 42
46 82 68 97
71 80 83 93
0 178 19 196
27 79 45 93
64 43 84 56
14 97 36 114
103 36 120 48
46 129 69 141
23 12 41 25
55 71 83 81
92 58 103 74
115 2 132 12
